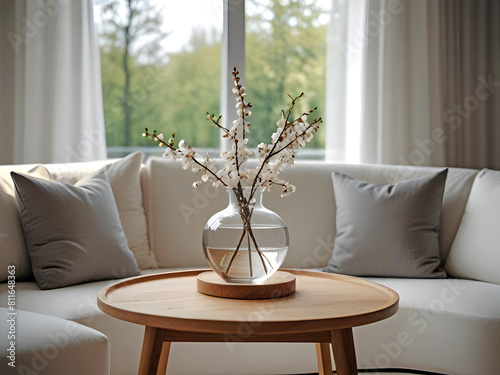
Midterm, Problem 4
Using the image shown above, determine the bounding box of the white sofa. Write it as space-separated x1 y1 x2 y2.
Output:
1 156 500 375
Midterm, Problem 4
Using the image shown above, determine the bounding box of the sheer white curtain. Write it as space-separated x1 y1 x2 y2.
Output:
326 0 500 169
0 0 107 164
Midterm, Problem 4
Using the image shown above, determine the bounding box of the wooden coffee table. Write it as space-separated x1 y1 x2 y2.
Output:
97 269 398 375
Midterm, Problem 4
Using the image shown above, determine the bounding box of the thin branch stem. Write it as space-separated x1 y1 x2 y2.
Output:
143 129 227 187
207 114 230 134
190 157 227 186
225 229 247 274
247 232 253 277
224 188 272 277
247 225 271 273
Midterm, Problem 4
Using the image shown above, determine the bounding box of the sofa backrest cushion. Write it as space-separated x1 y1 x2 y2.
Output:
144 158 478 269
445 168 500 285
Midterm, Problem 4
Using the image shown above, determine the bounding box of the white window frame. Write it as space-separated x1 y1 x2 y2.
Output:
220 0 245 152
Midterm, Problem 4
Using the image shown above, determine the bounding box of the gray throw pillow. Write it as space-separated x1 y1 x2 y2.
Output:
324 169 448 278
11 169 140 290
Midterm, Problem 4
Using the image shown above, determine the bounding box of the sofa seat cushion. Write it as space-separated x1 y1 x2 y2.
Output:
0 268 197 375
0 268 196 321
0 307 109 375
354 277 500 375
367 276 500 320
3 272 498 334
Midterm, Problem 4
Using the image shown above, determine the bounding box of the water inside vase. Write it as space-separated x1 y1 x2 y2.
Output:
203 225 288 283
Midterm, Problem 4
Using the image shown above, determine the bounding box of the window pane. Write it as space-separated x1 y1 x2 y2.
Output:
246 0 330 158
94 0 223 157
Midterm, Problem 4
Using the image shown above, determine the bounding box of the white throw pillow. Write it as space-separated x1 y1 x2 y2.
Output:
445 169 500 284
0 165 50 282
104 152 157 269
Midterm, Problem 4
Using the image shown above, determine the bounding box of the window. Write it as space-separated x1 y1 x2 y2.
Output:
246 0 330 157
94 0 330 159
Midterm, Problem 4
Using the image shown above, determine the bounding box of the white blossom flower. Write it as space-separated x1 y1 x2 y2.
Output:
145 67 320 200
281 182 296 197
276 118 286 128
162 147 178 160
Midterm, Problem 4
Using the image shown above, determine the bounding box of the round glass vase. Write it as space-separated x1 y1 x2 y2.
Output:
202 187 289 284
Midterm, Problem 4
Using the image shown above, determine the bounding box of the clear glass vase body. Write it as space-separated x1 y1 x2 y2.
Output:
202 187 289 283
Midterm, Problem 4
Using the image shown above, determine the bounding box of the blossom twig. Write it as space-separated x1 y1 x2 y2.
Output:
142 67 322 279
142 128 227 187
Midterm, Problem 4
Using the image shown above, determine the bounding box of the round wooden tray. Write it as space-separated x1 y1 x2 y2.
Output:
196 271 296 299
98 269 399 335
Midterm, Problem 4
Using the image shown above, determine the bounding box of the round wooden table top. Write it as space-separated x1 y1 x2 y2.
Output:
97 269 399 335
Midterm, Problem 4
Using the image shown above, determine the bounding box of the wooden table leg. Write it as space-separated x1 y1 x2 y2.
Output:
316 342 332 375
138 326 169 375
157 341 171 375
331 328 358 375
